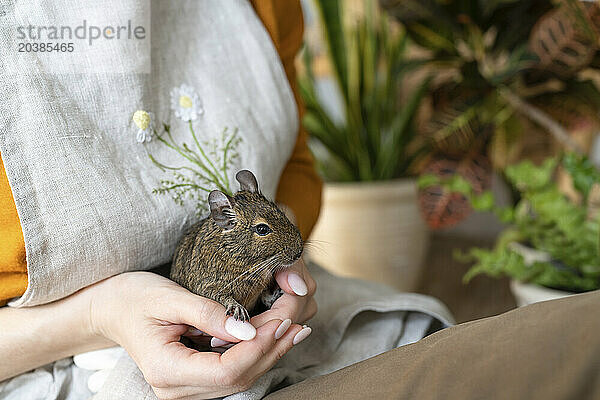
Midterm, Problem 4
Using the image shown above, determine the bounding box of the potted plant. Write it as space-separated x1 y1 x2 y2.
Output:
381 0 600 229
298 0 430 291
419 153 600 305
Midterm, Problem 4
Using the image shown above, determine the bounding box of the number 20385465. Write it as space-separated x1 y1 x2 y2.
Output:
18 42 74 52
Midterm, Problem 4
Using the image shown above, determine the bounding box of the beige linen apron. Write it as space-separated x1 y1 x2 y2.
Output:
0 0 298 307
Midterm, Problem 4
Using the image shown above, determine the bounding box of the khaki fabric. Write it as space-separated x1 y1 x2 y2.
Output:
266 290 600 400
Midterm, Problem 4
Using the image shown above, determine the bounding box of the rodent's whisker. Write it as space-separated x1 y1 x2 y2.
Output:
303 244 327 256
304 242 326 251
216 255 280 295
305 239 331 246
238 255 283 305
303 240 317 248
302 242 320 251
217 266 266 294
303 240 327 255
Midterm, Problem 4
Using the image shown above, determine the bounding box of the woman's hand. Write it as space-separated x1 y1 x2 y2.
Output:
250 258 317 327
0 254 317 398
207 258 318 350
89 271 313 399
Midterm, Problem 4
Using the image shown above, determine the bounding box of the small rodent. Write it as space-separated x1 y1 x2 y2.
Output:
170 170 304 321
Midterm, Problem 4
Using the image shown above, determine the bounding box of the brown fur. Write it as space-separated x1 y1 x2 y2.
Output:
170 171 303 321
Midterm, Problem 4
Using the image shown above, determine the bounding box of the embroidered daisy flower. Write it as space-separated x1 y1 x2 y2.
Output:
170 84 203 122
132 110 154 143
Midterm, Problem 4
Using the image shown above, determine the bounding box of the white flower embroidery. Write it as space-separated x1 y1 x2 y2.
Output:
132 110 154 143
170 84 203 122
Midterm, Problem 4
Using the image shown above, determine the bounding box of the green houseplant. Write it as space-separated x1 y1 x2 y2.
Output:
299 0 430 291
299 0 428 182
382 0 600 229
419 153 600 304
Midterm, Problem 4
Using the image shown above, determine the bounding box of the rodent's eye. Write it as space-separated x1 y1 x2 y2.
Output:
254 223 272 236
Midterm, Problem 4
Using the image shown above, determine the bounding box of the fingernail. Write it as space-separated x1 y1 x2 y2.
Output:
275 319 292 340
225 317 256 341
210 337 230 347
186 328 205 336
288 273 308 296
293 326 312 345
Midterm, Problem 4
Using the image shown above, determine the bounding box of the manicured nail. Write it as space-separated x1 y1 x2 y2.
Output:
186 328 205 336
225 317 256 341
293 326 312 345
210 337 230 347
288 273 308 296
275 319 292 340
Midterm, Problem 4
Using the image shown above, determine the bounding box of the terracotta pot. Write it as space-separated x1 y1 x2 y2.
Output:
510 279 573 307
308 179 429 292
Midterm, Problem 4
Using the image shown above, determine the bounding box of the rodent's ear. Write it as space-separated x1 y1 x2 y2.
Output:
208 190 236 230
236 170 259 193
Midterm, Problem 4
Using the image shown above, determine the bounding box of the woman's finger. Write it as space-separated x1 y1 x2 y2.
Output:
250 293 306 327
274 258 316 297
151 320 305 400
219 320 304 384
299 297 318 323
147 341 222 388
244 322 311 382
158 287 256 343
218 319 283 373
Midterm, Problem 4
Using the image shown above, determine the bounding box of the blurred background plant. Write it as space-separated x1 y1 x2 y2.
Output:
299 0 429 182
300 0 600 315
419 153 600 293
380 0 600 229
299 0 431 292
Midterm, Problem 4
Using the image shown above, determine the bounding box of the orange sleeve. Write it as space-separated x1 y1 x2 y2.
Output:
251 0 323 240
0 154 28 306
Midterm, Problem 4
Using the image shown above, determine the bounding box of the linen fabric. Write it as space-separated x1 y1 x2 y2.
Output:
0 0 322 305
0 358 94 400
0 0 298 307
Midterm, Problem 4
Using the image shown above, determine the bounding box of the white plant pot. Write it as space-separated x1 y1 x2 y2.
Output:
510 279 574 307
307 179 429 292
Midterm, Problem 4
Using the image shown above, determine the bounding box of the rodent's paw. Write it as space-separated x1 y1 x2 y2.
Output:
226 303 250 322
261 287 284 309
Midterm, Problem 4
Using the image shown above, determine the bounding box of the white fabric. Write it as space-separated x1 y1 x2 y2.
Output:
73 347 125 371
0 358 94 400
73 347 126 394
0 0 298 306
